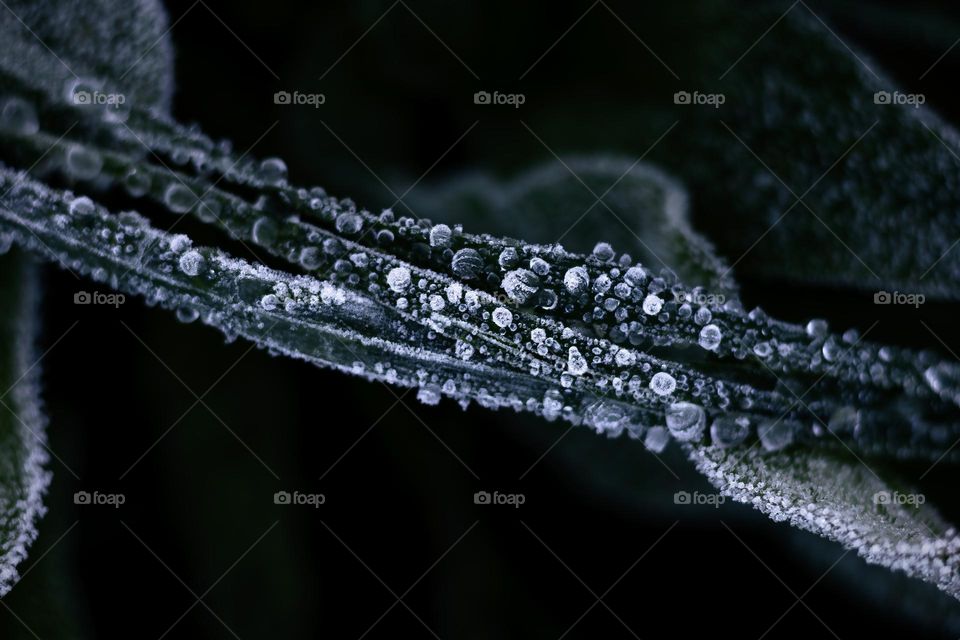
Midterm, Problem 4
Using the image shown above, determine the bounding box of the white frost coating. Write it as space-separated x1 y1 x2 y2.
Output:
178 249 204 276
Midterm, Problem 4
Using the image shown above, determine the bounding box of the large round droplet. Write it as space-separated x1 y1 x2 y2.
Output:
649 371 676 396
567 347 588 376
710 415 749 447
123 167 151 197
335 212 363 235
65 146 103 180
429 223 452 247
0 97 39 135
563 266 590 295
387 266 411 292
178 250 205 276
68 196 95 216
257 157 288 185
758 420 795 452
164 183 197 213
252 216 278 246
451 248 483 279
644 426 670 453
299 246 322 270
698 324 722 351
665 402 706 441
491 306 513 328
502 269 539 304
642 294 663 315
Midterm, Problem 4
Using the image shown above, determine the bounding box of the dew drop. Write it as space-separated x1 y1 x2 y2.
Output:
178 250 205 276
698 324 722 351
451 248 483 279
563 266 590 295
299 246 322 270
0 97 39 135
649 371 676 396
164 183 197 213
123 167 151 197
257 157 288 185
252 216 278 246
492 306 513 328
335 212 363 235
710 416 749 447
65 146 103 180
502 269 539 304
567 347 588 376
68 196 95 216
665 402 706 441
759 420 795 452
642 294 663 315
387 266 411 292
429 223 452 247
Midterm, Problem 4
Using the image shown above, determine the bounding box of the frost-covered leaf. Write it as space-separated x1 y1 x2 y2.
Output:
0 251 51 597
688 445 960 599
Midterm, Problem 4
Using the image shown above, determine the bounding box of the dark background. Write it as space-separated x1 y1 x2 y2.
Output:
5 0 960 637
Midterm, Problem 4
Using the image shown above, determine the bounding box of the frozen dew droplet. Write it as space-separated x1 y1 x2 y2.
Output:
417 386 442 406
530 257 550 275
68 196 95 216
642 293 663 315
455 340 474 360
502 268 540 304
822 338 840 362
710 416 749 448
694 307 712 325
123 167 151 197
624 265 646 287
563 266 590 295
257 157 288 185
175 307 200 323
644 426 670 453
164 183 197 213
335 212 363 235
827 406 860 434
614 348 636 367
759 420 795 452
429 294 445 311
387 266 411 292
491 306 513 328
753 341 773 358
0 97 39 135
299 246 322 270
649 371 676 396
698 324 722 351
665 402 706 441
592 242 615 261
65 146 103 180
429 223 452 247
178 250 205 276
451 248 483 279
251 216 278 246
498 247 519 268
567 346 588 376
260 294 279 311
806 318 828 339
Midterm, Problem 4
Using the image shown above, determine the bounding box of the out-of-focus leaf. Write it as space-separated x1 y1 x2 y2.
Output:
0 251 51 597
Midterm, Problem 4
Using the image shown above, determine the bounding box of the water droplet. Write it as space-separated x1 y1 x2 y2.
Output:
492 306 513 328
649 371 676 396
176 307 200 323
123 167 151 197
164 183 197 213
665 402 706 441
451 248 483 279
65 146 102 180
429 223 452 247
252 216 278 246
759 420 795 452
178 250 205 276
502 269 539 304
299 246 322 270
258 157 288 185
642 294 663 315
567 347 588 375
0 97 39 135
806 319 828 339
68 196 95 216
563 266 590 295
694 307 712 325
644 426 670 453
698 324 722 351
387 266 411 292
335 212 363 235
530 257 550 275
710 416 749 447
592 242 615 261
498 247 519 268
